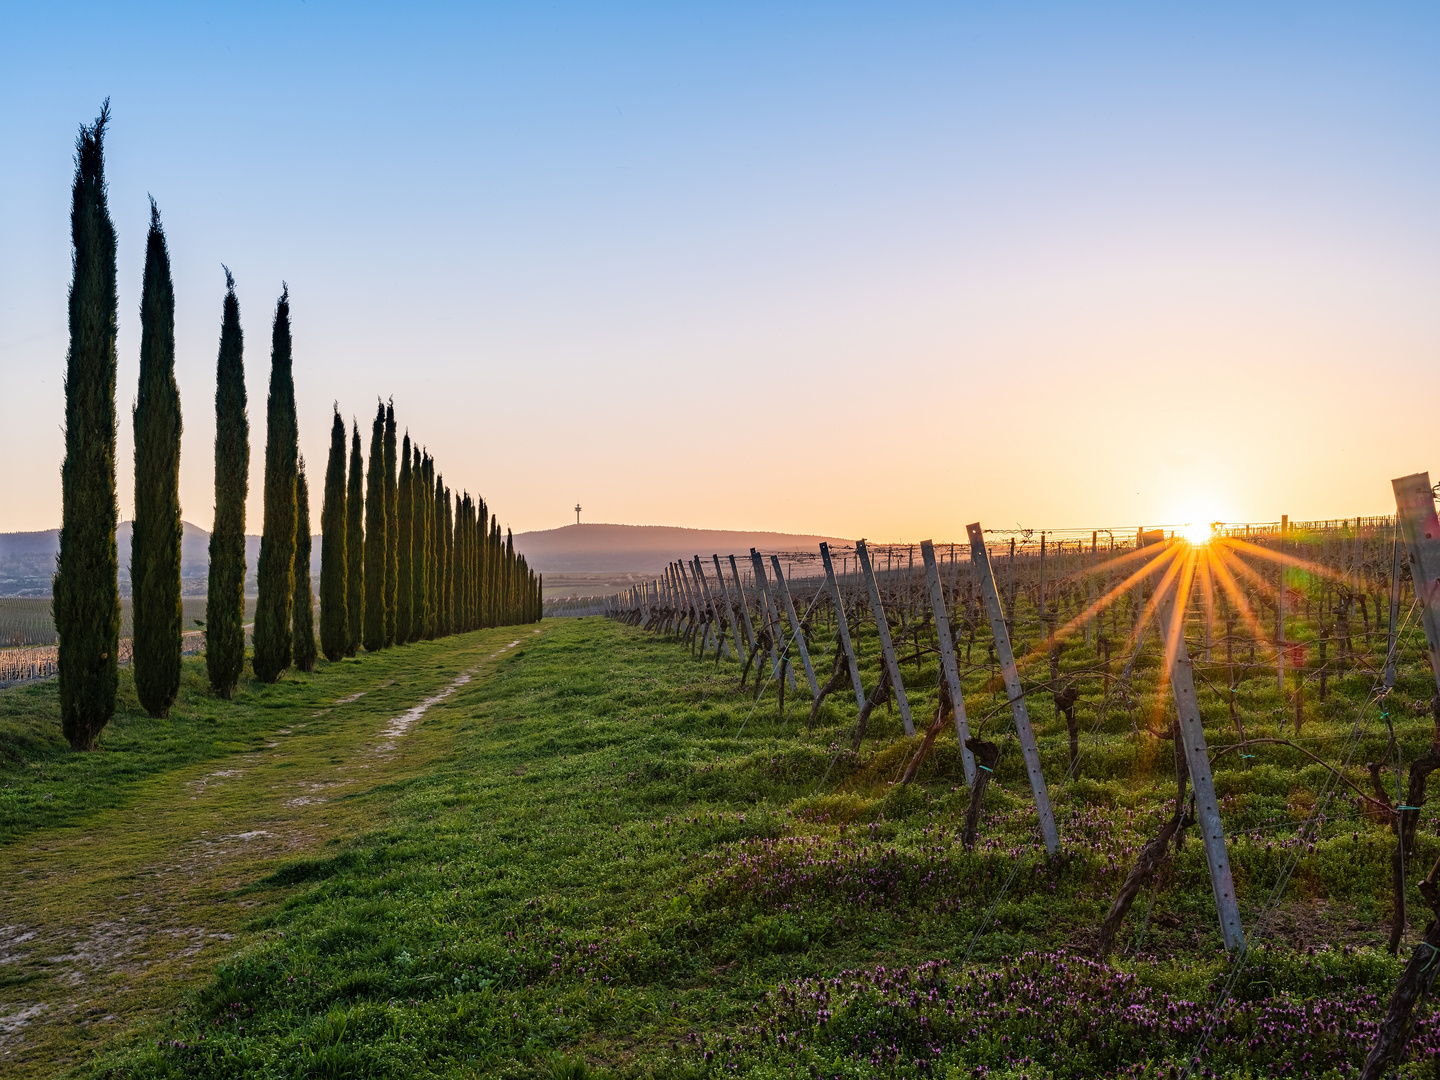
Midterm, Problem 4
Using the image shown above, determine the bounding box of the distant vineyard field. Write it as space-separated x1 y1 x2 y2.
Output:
0 596 259 647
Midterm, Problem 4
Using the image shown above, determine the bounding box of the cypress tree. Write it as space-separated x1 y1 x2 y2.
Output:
487 520 502 628
345 422 363 656
55 102 120 749
440 486 453 636
292 454 317 672
206 268 248 699
396 433 413 643
477 500 490 628
251 287 298 683
505 528 516 625
319 407 347 661
427 466 441 639
363 402 386 651
131 198 183 718
383 401 397 646
411 447 428 640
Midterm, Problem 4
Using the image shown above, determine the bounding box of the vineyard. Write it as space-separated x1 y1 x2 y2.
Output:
578 490 1440 1077
10 495 1440 1079
0 597 260 687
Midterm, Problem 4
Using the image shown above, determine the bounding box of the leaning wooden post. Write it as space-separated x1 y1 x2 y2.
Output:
1277 514 1287 692
821 542 868 711
921 540 976 786
680 560 711 655
1386 523 1403 689
772 554 820 698
1155 551 1245 954
712 554 747 660
749 550 787 685
856 539 914 736
687 557 720 656
726 554 760 653
1392 473 1440 695
1086 530 1096 649
693 557 728 659
966 522 1059 854
674 563 696 639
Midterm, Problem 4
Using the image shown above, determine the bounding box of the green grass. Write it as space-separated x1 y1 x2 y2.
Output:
1 608 1426 1078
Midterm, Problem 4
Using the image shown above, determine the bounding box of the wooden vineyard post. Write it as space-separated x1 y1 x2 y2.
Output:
749 550 790 688
712 555 747 660
966 523 1059 854
692 557 722 656
820 542 868 711
1277 515 1287 692
664 567 679 635
1086 531 1096 649
693 557 729 659
668 564 683 634
1392 473 1440 695
682 560 715 655
1386 524 1403 689
771 554 820 698
676 562 699 642
855 540 914 736
1156 560 1246 954
726 554 760 655
920 540 976 785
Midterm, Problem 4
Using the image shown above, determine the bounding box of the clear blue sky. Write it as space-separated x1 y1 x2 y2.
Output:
2 3 1437 539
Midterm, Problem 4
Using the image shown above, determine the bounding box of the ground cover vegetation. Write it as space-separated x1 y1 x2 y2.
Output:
9 519 1435 1079
0 625 533 1076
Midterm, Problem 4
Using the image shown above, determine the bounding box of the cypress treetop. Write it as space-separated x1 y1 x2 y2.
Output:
55 100 121 749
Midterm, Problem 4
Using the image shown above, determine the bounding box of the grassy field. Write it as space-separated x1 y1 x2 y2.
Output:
3 606 1440 1077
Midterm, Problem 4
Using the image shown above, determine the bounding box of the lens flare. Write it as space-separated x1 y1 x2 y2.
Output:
1179 521 1214 546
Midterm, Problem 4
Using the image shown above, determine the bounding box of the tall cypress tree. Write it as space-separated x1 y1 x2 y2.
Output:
441 486 453 636
292 454 317 672
383 401 397 647
131 198 183 718
363 402 386 651
427 465 441 639
411 447 428 640
319 407 347 661
345 421 364 656
55 102 120 749
505 527 516 625
396 433 413 643
251 287 298 683
206 268 247 699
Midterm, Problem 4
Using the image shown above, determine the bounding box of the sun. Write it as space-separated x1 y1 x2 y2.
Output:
1179 520 1215 546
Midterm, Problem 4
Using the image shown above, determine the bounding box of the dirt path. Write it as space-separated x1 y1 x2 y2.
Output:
0 631 534 1076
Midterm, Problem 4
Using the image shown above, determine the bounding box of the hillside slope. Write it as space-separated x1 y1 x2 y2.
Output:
512 522 851 572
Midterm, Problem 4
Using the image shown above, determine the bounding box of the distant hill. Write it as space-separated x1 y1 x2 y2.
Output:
512 523 852 573
0 520 852 594
0 523 317 597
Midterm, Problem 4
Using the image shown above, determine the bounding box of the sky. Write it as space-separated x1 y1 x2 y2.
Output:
2 2 1438 542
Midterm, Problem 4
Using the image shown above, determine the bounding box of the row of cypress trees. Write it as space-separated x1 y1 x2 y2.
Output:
55 102 537 750
315 406 542 662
